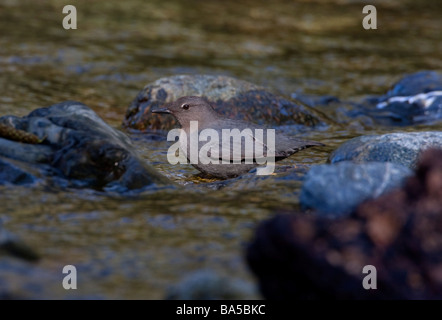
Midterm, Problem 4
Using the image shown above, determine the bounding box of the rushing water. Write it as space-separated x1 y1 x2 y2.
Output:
0 0 441 299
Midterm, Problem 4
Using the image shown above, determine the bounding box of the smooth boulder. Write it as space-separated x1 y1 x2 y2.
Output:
0 101 171 190
300 161 412 216
123 74 325 131
329 131 442 169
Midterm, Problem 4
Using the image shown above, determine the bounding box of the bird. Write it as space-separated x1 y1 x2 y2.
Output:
152 96 324 179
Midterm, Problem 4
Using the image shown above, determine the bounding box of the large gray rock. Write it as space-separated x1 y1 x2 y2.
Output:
123 74 325 131
300 161 413 216
329 132 442 169
0 101 171 191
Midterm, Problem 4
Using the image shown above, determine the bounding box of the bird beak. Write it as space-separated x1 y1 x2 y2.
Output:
151 104 171 114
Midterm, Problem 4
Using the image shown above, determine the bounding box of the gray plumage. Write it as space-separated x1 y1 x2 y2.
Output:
152 96 324 178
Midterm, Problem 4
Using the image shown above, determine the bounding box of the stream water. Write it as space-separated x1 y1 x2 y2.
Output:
0 0 441 299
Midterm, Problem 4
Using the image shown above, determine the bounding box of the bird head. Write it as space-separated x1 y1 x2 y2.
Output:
151 96 219 128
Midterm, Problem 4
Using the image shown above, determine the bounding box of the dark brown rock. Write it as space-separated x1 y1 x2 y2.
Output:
247 148 442 299
123 75 325 131
0 101 172 190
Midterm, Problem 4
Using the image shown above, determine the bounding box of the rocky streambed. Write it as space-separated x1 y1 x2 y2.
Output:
1 0 441 300
1 71 441 299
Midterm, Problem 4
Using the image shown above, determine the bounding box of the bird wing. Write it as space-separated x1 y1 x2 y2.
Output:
202 119 273 163
198 119 324 163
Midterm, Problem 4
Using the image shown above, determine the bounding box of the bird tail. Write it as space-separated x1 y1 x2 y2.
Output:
276 140 324 159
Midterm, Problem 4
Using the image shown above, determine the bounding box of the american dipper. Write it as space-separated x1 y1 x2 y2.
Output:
152 96 324 178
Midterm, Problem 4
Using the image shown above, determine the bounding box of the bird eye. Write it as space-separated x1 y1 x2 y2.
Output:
181 104 190 110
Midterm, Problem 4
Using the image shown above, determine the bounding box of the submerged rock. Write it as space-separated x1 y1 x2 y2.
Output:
296 71 442 126
300 161 412 216
360 71 442 125
0 101 171 190
380 70 442 101
329 131 442 169
165 269 257 300
0 257 66 300
123 74 325 131
0 158 37 185
247 148 442 299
